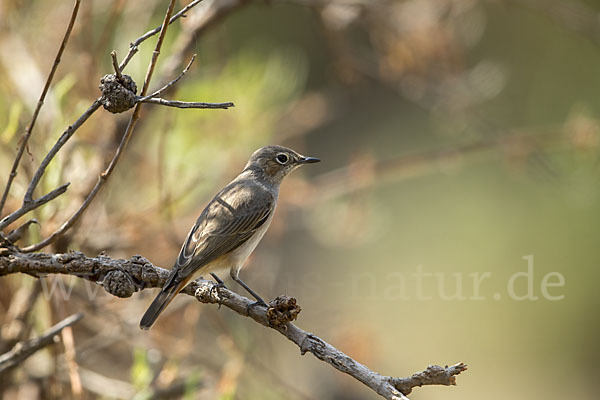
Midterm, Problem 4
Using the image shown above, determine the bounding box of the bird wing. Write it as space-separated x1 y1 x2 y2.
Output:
165 181 273 286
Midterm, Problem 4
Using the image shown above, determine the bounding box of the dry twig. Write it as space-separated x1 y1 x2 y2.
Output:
12 0 233 253
0 0 82 216
141 98 234 109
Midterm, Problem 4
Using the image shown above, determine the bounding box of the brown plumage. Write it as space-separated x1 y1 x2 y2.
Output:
140 145 320 330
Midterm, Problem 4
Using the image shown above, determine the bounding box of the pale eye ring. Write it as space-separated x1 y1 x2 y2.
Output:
276 153 289 165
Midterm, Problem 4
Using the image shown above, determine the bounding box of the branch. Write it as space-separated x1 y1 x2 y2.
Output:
110 50 124 83
0 183 70 231
0 251 467 399
21 99 102 208
119 0 207 71
1 0 209 236
136 54 234 110
20 0 180 252
137 55 197 102
0 0 81 216
141 98 235 109
0 313 83 375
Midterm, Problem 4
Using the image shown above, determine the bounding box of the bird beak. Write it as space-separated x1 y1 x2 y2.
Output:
299 156 320 164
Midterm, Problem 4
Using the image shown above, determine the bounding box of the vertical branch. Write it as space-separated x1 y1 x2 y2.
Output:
21 0 180 252
0 0 81 215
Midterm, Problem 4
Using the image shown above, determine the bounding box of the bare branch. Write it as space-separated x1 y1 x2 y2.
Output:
0 280 41 354
110 50 124 82
0 0 81 216
0 184 70 231
136 54 234 110
0 251 467 399
137 54 197 102
6 219 39 243
23 99 102 205
141 98 235 109
0 313 83 375
21 0 180 252
119 0 207 71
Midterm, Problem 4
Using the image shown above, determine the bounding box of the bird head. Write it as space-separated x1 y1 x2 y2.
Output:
244 145 320 183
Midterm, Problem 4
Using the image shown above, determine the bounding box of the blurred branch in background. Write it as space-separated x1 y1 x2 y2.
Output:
0 251 467 400
507 0 600 46
0 313 83 375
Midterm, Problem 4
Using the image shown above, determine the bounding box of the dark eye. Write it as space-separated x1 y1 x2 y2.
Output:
276 153 289 164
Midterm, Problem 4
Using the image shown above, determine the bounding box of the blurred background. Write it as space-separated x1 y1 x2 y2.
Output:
1 0 599 399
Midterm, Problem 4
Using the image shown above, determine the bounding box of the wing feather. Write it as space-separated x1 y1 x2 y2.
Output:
168 181 274 283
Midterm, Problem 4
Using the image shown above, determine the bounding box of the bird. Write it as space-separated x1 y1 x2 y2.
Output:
140 145 320 330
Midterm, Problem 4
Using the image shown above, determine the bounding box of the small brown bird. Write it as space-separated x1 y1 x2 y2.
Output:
140 145 320 329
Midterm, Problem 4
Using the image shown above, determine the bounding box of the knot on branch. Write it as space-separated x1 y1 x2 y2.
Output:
99 74 137 113
267 295 301 328
194 281 221 304
103 269 136 297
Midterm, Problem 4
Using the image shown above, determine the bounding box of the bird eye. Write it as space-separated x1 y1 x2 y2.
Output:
276 153 289 164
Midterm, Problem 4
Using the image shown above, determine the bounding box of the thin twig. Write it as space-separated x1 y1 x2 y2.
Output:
137 54 197 102
0 0 81 216
0 251 467 400
21 0 180 253
0 313 83 375
141 98 234 109
119 0 206 71
110 50 124 82
22 99 102 206
0 184 70 231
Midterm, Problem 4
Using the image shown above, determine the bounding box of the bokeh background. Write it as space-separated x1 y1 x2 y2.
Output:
1 0 599 399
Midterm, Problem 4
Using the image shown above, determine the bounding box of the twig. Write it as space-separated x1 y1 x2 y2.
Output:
141 98 235 109
137 54 197 102
110 50 124 82
22 99 102 206
6 219 39 243
0 251 467 399
0 313 83 375
21 0 180 252
0 183 70 231
119 0 206 72
137 54 234 110
0 0 81 216
14 0 206 211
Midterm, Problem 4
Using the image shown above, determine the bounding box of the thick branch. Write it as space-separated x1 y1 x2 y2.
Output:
0 313 83 375
0 251 467 399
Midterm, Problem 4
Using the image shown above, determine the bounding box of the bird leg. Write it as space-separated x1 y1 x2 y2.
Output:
231 274 267 307
210 273 227 308
210 272 226 286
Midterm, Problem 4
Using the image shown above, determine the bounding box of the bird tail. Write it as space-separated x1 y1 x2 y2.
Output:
139 276 190 330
